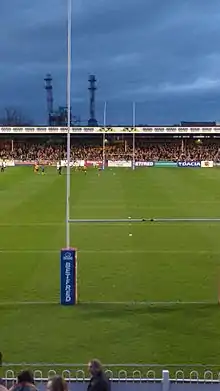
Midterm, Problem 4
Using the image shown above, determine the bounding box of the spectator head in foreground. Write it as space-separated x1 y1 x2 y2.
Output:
88 360 110 391
9 370 37 391
88 359 103 377
47 376 68 391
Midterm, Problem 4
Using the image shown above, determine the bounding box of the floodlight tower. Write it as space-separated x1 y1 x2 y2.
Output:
88 74 98 126
44 73 54 126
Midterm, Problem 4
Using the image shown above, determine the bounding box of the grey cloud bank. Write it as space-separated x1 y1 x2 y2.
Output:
1 0 220 125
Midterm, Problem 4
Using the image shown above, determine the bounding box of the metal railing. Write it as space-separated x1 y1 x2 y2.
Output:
2 364 220 386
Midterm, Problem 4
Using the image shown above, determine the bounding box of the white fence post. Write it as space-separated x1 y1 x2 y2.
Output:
162 370 170 391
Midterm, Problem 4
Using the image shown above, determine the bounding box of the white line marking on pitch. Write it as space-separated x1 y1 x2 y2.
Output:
0 222 220 227
71 202 220 208
0 250 58 254
0 223 63 227
0 249 218 254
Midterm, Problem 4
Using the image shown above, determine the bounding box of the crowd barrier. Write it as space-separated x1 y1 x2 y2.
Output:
0 160 15 167
0 160 218 168
2 366 220 391
43 160 216 168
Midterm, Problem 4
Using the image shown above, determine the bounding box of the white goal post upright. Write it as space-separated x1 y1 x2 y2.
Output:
132 102 136 170
60 0 77 307
66 0 72 249
102 101 107 170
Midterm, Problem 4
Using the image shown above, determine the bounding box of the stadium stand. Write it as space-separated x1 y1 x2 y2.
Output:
1 137 220 162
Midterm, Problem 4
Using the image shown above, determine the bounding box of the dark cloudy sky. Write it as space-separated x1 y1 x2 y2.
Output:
1 0 220 125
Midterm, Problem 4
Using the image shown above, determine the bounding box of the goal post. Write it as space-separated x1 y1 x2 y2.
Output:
60 0 77 306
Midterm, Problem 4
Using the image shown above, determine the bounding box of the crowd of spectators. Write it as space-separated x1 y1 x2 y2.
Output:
1 138 220 162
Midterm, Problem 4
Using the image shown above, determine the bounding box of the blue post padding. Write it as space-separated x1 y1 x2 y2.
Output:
60 248 77 305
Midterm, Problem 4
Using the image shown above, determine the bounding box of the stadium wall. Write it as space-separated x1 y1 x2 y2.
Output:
0 160 15 167
2 125 220 133
0 160 217 168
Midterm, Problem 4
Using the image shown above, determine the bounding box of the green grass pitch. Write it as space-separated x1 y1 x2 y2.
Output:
1 166 220 369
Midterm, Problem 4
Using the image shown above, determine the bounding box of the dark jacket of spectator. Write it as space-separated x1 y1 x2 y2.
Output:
87 360 110 391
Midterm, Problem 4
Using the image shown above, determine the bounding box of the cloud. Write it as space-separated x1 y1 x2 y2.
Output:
124 77 220 97
1 0 220 124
